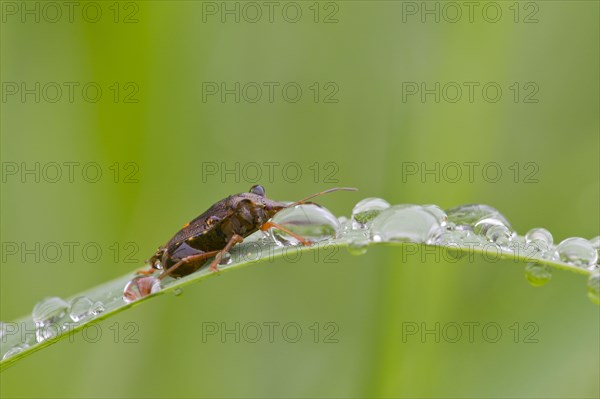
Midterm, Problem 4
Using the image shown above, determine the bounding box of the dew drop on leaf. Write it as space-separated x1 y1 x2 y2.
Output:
123 276 161 303
69 296 93 323
347 238 369 256
2 344 29 360
91 301 105 316
486 225 513 248
445 204 512 236
554 237 598 268
32 297 68 325
525 228 554 253
270 204 340 246
370 205 442 244
587 274 600 305
525 263 552 287
351 197 391 229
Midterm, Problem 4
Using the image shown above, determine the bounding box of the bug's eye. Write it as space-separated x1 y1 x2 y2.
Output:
250 185 265 197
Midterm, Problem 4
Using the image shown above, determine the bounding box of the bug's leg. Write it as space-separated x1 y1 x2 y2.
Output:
158 250 221 281
260 222 312 246
135 266 158 276
209 234 244 272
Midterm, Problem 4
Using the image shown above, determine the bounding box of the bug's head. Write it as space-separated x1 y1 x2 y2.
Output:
248 185 288 219
248 184 358 219
146 247 166 269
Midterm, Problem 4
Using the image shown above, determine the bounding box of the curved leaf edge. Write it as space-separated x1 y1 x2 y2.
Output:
0 240 594 371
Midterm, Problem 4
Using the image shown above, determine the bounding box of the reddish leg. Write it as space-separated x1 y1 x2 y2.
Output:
260 221 312 246
135 266 159 276
209 234 244 272
159 250 221 280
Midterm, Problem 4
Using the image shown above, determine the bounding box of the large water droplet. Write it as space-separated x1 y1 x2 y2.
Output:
587 273 600 305
351 198 390 229
554 237 598 267
525 228 553 253
269 204 340 246
370 205 443 244
69 296 93 323
32 297 68 325
446 204 512 236
123 276 161 303
525 263 552 287
2 344 29 360
173 288 183 297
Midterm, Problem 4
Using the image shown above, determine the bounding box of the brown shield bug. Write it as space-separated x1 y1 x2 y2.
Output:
140 185 357 282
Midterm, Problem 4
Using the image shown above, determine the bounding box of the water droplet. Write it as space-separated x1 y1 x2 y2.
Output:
123 276 161 303
270 204 340 246
437 229 469 246
347 239 369 256
370 205 442 244
2 344 29 360
338 216 352 233
587 273 600 305
485 225 513 248
35 322 62 343
525 263 552 287
219 252 232 265
91 301 105 315
437 227 490 249
69 296 93 323
351 198 391 229
525 228 554 253
173 288 183 297
554 237 598 267
32 297 68 325
344 230 369 256
446 204 512 236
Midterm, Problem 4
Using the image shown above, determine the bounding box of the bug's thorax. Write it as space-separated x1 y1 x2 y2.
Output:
218 194 286 236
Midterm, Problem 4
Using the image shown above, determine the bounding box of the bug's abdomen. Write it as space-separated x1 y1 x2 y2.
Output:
184 228 229 252
181 212 259 252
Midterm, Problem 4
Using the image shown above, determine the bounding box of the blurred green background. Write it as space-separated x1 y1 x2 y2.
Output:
1 1 598 398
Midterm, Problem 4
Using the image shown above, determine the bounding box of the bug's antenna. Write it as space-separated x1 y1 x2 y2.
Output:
285 187 358 208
